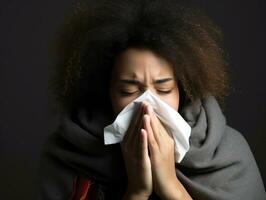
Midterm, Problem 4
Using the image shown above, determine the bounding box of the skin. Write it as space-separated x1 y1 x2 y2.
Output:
109 47 192 200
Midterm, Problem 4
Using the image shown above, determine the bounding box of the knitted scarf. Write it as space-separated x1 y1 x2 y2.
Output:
36 95 265 199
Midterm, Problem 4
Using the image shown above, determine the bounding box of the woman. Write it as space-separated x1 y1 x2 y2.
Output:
37 0 265 199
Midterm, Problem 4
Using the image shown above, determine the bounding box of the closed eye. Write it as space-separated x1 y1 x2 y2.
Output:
120 90 138 96
157 89 172 94
120 89 172 96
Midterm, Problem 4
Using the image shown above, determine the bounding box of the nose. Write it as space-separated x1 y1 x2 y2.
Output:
142 85 153 92
142 87 152 94
141 88 159 98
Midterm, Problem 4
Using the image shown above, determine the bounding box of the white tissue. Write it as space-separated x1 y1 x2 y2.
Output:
103 90 191 163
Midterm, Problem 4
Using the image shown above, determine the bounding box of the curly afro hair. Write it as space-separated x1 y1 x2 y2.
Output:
49 0 230 115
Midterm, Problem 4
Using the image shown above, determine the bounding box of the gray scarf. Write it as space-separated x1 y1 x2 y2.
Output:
37 95 265 199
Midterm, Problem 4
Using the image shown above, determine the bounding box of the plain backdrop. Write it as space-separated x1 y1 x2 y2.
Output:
0 0 265 199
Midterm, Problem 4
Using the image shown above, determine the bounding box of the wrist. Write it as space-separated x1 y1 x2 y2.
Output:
158 179 187 200
158 188 181 200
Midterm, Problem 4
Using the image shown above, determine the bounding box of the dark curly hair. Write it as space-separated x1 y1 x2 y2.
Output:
49 0 230 116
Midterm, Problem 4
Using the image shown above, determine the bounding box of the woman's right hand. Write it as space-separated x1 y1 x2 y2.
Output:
120 102 152 200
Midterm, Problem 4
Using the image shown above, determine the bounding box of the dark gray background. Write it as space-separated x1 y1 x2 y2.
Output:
0 0 265 199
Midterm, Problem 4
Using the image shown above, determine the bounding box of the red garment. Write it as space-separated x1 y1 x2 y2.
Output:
68 176 98 200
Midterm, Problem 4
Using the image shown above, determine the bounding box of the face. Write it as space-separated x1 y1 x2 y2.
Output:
109 47 180 115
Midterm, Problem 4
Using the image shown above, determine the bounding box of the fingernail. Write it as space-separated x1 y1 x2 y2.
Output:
141 101 146 107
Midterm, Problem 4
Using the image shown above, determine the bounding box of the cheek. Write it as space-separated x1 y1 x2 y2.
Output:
110 92 135 115
160 91 180 111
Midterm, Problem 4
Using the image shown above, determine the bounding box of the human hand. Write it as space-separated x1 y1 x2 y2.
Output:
141 101 192 200
120 102 152 199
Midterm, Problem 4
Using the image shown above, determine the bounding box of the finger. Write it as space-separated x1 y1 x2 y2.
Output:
123 103 143 145
132 110 144 151
127 103 144 146
121 105 141 149
121 104 143 157
146 105 162 143
142 100 149 115
123 104 145 158
139 128 148 159
143 114 158 155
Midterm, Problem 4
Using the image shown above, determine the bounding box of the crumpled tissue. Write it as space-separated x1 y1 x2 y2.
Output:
103 90 191 163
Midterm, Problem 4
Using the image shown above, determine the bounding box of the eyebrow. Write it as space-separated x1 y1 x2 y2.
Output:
120 77 173 85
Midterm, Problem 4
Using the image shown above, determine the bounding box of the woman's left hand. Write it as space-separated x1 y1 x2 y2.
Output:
141 101 192 200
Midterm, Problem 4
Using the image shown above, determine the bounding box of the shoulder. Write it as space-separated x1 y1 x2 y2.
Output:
221 125 266 198
36 131 76 200
221 125 259 167
223 125 255 160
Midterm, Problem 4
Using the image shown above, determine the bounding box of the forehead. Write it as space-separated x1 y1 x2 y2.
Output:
113 48 174 78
